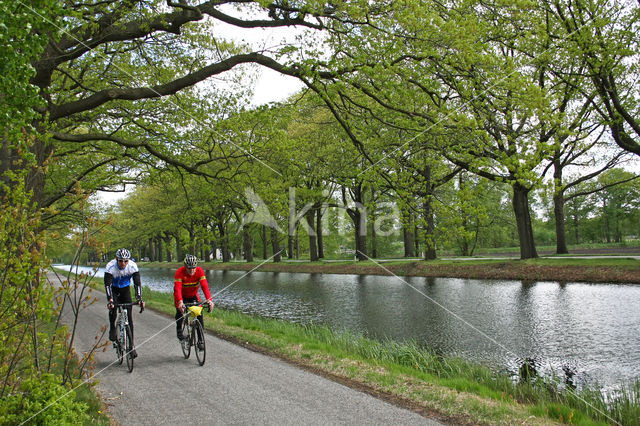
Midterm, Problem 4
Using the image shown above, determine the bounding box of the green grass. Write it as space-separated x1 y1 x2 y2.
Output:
74 383 110 425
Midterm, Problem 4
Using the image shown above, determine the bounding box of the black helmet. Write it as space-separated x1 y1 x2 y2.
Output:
184 254 198 268
116 248 131 260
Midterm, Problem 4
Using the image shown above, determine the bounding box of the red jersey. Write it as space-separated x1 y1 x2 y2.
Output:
173 266 212 308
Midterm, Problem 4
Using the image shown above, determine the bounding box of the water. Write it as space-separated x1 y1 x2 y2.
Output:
55 264 640 389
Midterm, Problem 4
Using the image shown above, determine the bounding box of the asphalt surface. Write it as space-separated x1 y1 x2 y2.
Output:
53 273 441 425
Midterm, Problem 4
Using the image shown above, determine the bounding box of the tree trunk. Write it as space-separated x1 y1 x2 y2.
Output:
163 234 173 261
603 200 611 243
316 208 324 259
369 187 377 258
156 236 163 262
174 232 183 262
420 165 437 261
188 225 196 254
423 196 437 260
615 214 622 243
271 227 281 263
459 173 470 257
370 219 377 258
211 239 218 260
306 210 318 261
553 191 569 254
512 183 538 259
26 137 52 209
243 227 253 262
459 207 470 256
553 164 569 254
217 222 230 262
403 225 415 257
287 235 295 260
0 138 10 198
403 212 415 257
352 209 367 261
148 239 153 261
199 243 205 261
460 232 470 257
262 225 268 259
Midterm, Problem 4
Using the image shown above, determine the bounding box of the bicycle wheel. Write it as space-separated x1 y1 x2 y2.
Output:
194 321 206 366
116 320 124 365
180 318 191 359
125 324 134 372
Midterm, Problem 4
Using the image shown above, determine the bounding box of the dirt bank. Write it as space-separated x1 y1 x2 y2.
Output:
145 249 640 284
204 260 640 284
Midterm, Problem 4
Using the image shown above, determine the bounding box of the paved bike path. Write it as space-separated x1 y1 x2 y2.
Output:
53 273 441 425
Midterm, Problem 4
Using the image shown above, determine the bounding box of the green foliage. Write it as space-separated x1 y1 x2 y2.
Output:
0 373 90 425
437 173 515 255
557 168 640 245
0 0 60 135
1 6 104 419
0 113 50 401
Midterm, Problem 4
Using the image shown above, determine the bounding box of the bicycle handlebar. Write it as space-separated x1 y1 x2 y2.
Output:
113 301 144 313
183 301 212 313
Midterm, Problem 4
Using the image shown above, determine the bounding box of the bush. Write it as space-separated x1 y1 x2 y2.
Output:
0 373 90 425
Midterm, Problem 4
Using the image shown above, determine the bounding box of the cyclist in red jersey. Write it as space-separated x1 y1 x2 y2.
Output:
174 254 214 342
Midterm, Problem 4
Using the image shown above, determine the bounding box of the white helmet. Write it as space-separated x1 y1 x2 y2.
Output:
116 248 131 260
184 254 198 268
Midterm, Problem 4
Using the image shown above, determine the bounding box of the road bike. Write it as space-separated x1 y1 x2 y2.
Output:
112 302 143 372
180 301 210 366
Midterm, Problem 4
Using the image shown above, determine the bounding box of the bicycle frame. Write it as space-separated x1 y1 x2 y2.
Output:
179 302 209 366
113 302 141 372
117 306 129 347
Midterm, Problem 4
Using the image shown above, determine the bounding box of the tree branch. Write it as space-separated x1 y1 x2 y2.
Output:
51 131 235 180
49 52 308 120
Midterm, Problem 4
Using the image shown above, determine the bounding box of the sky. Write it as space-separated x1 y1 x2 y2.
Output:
251 67 304 106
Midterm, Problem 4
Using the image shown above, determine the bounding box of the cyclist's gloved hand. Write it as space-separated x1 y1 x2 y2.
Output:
107 299 114 310
137 298 145 312
206 299 214 312
178 300 185 313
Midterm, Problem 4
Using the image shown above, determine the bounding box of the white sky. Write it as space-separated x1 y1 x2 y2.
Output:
251 67 304 106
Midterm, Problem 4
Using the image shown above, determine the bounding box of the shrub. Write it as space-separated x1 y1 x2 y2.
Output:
0 373 89 425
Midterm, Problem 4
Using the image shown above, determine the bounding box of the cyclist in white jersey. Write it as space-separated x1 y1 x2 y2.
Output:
104 248 145 358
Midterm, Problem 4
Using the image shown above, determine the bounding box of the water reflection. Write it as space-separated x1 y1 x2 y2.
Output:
54 264 640 389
